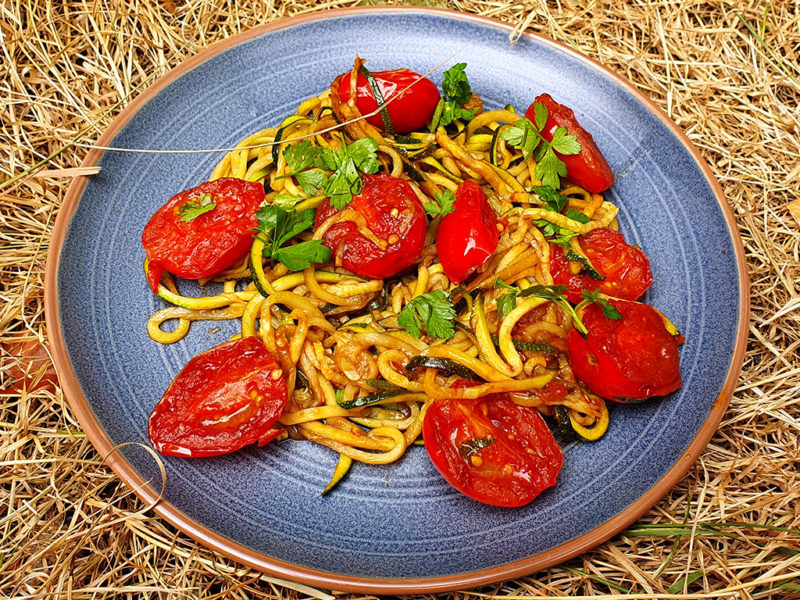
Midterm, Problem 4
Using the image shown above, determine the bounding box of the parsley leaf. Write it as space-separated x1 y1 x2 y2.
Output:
272 192 304 208
534 144 568 188
283 140 324 172
433 63 476 128
317 136 380 210
564 208 591 223
499 104 582 189
438 102 476 128
493 280 588 332
496 292 518 317
274 241 331 271
500 118 541 158
532 185 568 212
442 63 472 104
255 205 331 271
294 169 327 195
579 289 622 320
398 290 456 339
178 192 216 222
423 189 456 217
550 126 581 155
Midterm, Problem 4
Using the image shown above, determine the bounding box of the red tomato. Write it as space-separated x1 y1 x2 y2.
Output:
314 173 426 279
550 228 652 303
436 181 499 283
1 335 58 393
423 390 563 507
568 300 682 401
148 337 287 457
527 94 614 193
335 68 440 134
142 178 265 292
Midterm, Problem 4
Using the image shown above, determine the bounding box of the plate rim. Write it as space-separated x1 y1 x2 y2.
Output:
44 6 750 594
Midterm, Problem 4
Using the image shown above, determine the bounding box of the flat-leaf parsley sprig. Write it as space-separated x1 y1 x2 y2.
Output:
255 205 331 271
280 136 380 210
423 188 456 218
178 192 216 222
493 279 588 335
430 63 477 130
398 290 457 339
500 103 581 188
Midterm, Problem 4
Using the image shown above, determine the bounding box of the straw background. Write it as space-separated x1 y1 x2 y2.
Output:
2 0 799 598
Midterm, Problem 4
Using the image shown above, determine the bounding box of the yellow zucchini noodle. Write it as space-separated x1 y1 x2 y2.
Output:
147 60 615 490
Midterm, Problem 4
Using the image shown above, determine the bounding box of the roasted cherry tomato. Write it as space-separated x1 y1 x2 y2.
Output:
550 228 652 303
148 337 287 457
314 173 426 279
1 335 58 393
423 387 563 507
436 180 498 283
335 68 440 134
527 94 614 193
567 300 682 401
142 178 265 292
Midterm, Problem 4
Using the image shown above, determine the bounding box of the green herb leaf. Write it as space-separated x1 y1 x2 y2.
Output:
178 192 216 222
534 145 568 188
317 136 380 210
532 185 568 212
423 188 456 217
496 292 518 317
565 249 605 280
255 205 330 271
518 284 588 335
500 118 541 158
565 208 591 223
283 140 324 172
580 288 622 320
550 126 581 155
458 436 495 460
274 240 332 271
398 290 456 339
442 63 472 104
532 101 548 131
272 192 304 208
493 277 518 292
294 169 327 195
438 102 475 127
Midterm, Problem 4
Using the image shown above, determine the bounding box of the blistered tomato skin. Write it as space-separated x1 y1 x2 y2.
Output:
314 173 426 279
550 228 653 303
423 387 563 507
142 178 265 293
567 300 682 401
148 337 287 458
436 180 499 283
527 94 614 193
335 69 441 134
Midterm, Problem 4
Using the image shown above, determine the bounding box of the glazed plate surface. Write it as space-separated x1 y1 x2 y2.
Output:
46 8 748 593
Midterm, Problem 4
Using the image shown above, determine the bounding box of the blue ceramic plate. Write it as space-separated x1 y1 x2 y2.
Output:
46 8 748 593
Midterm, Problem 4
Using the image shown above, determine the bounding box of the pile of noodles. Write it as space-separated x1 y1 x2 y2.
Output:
147 58 617 488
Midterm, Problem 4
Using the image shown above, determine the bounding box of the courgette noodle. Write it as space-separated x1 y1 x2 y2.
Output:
147 57 613 493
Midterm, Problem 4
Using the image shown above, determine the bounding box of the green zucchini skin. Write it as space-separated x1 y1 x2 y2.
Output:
338 389 406 409
405 356 481 380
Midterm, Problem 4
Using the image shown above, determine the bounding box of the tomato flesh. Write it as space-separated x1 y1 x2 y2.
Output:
336 68 441 134
436 180 499 283
568 300 682 401
423 387 563 507
142 178 265 292
550 228 652 303
527 94 614 193
314 173 426 279
148 337 287 457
